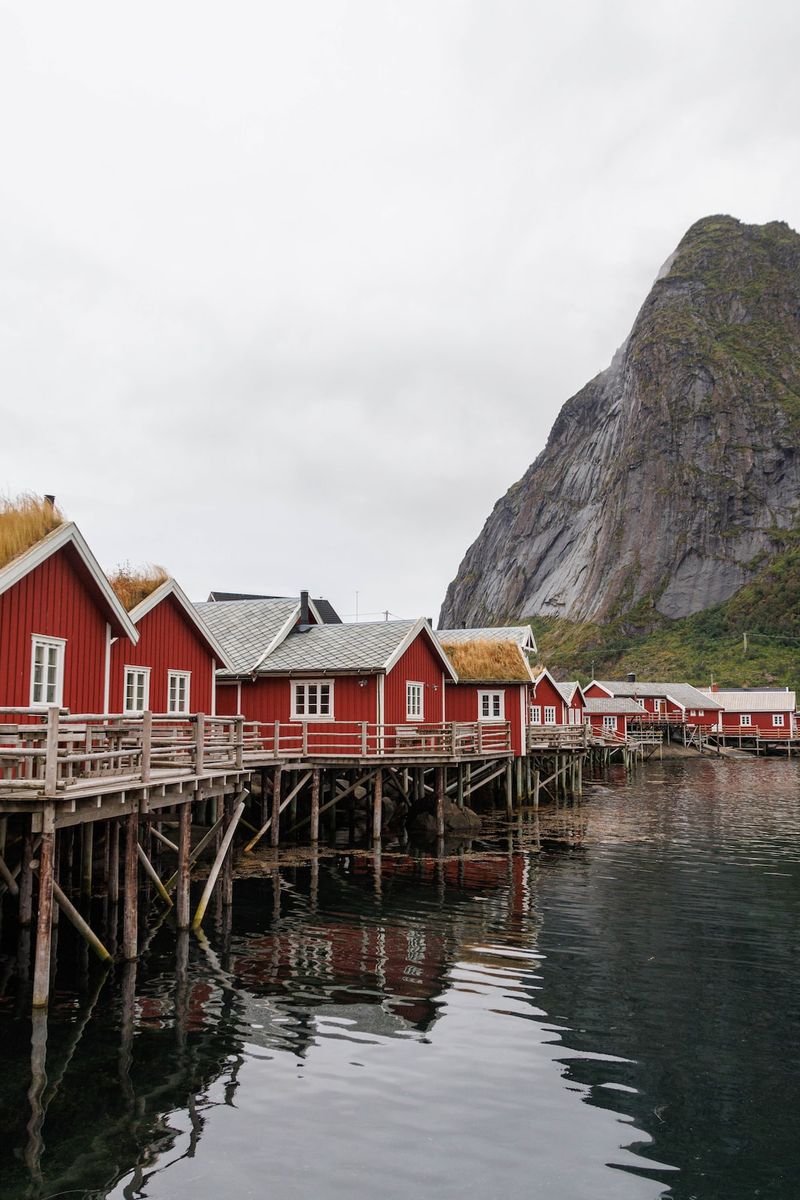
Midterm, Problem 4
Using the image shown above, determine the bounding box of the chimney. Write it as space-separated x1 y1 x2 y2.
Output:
711 682 719 692
626 672 636 683
300 590 310 626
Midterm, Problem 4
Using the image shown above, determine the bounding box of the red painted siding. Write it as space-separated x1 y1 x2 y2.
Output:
215 682 240 716
445 681 525 755
0 544 114 713
718 710 790 733
108 593 217 714
588 713 626 737
531 676 568 724
384 633 445 725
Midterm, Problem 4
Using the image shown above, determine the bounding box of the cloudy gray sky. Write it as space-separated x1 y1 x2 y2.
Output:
1 0 798 621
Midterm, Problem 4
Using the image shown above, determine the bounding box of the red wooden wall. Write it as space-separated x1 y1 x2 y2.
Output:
108 594 217 714
0 544 111 712
718 709 790 733
384 634 446 725
445 682 525 755
531 675 567 723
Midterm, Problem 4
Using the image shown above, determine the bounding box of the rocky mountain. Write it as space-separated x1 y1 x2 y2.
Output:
440 215 800 629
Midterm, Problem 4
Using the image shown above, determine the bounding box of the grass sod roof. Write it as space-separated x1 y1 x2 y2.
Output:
108 562 170 612
440 638 533 683
0 493 65 570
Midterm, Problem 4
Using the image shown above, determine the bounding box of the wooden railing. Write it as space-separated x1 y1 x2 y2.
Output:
0 709 512 798
527 724 588 750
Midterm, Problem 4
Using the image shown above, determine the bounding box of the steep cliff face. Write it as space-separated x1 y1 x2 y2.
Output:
440 216 800 627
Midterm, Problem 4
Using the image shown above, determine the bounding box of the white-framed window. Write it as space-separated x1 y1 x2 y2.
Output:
544 705 557 724
653 699 663 713
603 715 617 730
772 713 785 727
30 635 65 707
478 690 504 721
740 714 751 726
168 670 191 715
406 681 424 721
291 679 334 721
530 704 541 724
124 667 150 715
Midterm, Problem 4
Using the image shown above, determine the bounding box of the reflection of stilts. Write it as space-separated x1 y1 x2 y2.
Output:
25 1008 48 1182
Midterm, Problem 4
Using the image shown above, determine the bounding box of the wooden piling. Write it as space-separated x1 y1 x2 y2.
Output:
435 767 445 839
19 831 34 926
122 812 138 961
310 770 321 843
81 821 93 899
372 768 383 842
32 806 56 1009
108 819 120 905
176 799 192 929
271 765 282 849
222 793 234 907
505 760 514 818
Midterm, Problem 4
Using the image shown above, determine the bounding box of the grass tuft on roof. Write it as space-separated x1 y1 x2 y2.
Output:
441 639 531 682
0 493 65 570
108 562 169 611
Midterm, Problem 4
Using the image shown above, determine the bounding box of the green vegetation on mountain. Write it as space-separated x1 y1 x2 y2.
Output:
530 538 800 686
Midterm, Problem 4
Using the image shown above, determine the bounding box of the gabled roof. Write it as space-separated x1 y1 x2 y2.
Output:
131 579 235 670
437 637 534 683
698 689 796 712
0 521 138 643
207 591 341 623
256 618 458 680
436 625 536 652
555 681 586 705
194 599 301 674
589 679 723 710
532 666 567 695
585 697 647 715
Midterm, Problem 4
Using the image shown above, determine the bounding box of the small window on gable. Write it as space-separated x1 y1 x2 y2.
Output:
30 636 65 708
124 667 150 715
292 680 334 720
478 690 504 721
406 682 424 721
168 670 191 715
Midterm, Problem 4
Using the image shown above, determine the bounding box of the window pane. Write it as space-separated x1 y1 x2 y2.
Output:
320 685 330 715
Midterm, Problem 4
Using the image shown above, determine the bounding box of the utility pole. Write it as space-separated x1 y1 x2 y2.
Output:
743 632 748 655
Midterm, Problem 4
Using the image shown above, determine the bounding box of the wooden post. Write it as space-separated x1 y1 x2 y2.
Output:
81 821 93 899
194 713 206 777
19 831 35 926
435 767 446 839
310 770 321 843
32 805 56 1008
222 793 234 906
191 798 245 930
235 716 244 769
533 767 540 810
456 763 464 809
141 710 152 783
108 819 120 905
372 768 383 843
176 800 192 929
122 811 138 961
505 760 514 818
136 843 173 907
51 878 112 961
44 706 59 797
271 765 282 849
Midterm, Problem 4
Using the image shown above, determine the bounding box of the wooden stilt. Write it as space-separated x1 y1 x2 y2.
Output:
435 767 445 839
457 764 464 809
192 798 246 930
271 766 282 848
222 793 234 907
176 799 192 930
122 812 138 961
505 760 514 818
108 819 120 905
136 843 173 907
533 767 540 809
51 878 112 961
19 832 34 926
310 770 321 843
372 768 383 842
32 807 56 1009
81 821 93 899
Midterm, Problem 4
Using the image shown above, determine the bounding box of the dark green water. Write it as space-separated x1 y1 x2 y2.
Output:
1 757 799 1199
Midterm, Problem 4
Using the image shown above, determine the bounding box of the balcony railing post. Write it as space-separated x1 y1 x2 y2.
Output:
361 722 368 756
274 720 280 758
141 711 152 783
235 716 244 769
44 706 59 796
302 722 308 757
477 722 484 755
195 713 206 776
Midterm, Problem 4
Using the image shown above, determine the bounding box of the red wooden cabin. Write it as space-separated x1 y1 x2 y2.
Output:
585 679 721 728
555 681 587 726
584 696 646 741
699 687 798 738
108 578 234 716
0 522 138 714
530 668 572 727
436 628 535 757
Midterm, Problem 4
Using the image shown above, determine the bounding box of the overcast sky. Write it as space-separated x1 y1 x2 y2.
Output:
1 1 798 622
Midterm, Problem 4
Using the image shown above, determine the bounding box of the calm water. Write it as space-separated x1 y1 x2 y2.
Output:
1 757 799 1199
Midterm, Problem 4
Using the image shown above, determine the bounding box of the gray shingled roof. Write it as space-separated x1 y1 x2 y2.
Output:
194 599 299 673
206 592 342 623
698 689 796 712
555 681 583 704
259 620 418 674
585 697 647 715
593 680 722 710
436 626 534 648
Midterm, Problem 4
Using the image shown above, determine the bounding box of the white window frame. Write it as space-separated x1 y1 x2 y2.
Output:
478 690 504 722
530 704 541 724
30 635 66 708
740 713 751 726
124 666 150 715
603 715 617 730
291 679 334 721
543 705 557 725
772 713 785 727
406 681 424 721
167 670 192 715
